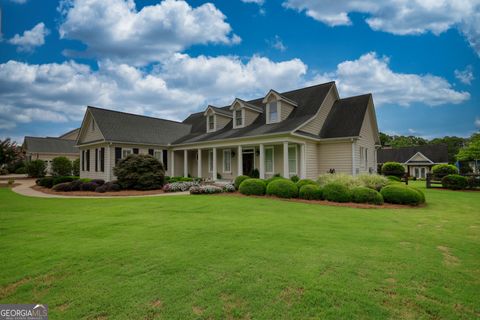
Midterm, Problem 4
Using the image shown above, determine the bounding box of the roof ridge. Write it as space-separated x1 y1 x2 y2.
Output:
87 106 189 126
338 93 372 100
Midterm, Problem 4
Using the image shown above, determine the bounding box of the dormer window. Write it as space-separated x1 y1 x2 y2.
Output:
268 102 278 123
208 115 214 131
235 110 243 127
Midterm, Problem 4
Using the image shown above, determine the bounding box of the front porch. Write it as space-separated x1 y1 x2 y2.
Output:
170 141 306 181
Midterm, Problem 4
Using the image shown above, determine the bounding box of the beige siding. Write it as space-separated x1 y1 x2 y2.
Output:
280 101 295 121
244 108 260 126
60 129 79 140
305 142 318 179
78 113 104 144
299 87 337 135
216 114 231 130
318 142 353 174
355 103 378 174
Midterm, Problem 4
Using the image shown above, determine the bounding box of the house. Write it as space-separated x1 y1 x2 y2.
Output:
76 82 381 182
23 129 80 174
377 144 449 179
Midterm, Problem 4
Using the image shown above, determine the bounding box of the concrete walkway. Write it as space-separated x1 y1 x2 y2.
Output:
11 179 190 199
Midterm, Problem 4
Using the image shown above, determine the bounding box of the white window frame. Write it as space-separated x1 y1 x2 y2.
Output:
265 146 274 174
208 150 213 173
234 109 243 128
266 101 279 124
122 148 132 159
223 149 232 173
364 148 368 169
153 150 163 162
207 115 215 132
288 145 297 175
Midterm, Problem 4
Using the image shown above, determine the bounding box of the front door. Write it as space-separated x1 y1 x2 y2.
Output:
243 152 254 176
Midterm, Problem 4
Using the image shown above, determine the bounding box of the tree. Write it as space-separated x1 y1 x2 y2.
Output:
456 133 480 162
72 158 80 176
0 138 22 167
51 157 73 176
25 160 46 178
379 133 427 147
429 136 466 163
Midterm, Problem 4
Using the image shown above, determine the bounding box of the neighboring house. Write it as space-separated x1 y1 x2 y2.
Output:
77 82 381 182
377 144 449 179
23 131 80 174
59 128 81 140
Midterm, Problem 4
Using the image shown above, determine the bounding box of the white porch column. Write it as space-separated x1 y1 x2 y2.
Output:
197 149 202 178
171 150 175 177
184 149 188 177
212 147 217 181
259 143 265 179
106 145 112 181
237 145 243 176
352 141 356 176
300 143 306 179
283 141 289 178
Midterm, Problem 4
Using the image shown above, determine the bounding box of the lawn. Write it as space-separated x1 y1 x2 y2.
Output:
0 182 479 319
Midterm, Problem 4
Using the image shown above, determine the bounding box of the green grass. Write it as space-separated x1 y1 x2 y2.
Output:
0 181 479 319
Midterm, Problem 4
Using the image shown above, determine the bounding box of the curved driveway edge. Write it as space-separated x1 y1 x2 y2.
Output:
11 179 189 199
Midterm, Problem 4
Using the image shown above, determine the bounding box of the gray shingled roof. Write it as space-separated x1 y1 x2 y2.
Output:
377 144 449 164
24 137 78 154
59 128 80 139
207 105 232 117
84 107 192 146
174 82 335 144
319 94 371 139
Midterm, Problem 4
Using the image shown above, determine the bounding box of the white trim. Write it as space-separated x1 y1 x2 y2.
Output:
299 143 306 179
259 144 265 179
404 152 434 164
183 149 188 178
197 149 202 178
153 149 163 162
237 145 243 176
288 144 298 175
233 108 244 129
208 150 213 173
262 90 298 107
351 141 356 176
266 101 280 124
223 148 232 173
283 142 289 177
212 148 217 181
264 146 274 175
206 114 215 133
122 148 132 159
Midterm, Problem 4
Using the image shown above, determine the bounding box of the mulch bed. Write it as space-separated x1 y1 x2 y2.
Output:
32 185 166 197
214 192 423 209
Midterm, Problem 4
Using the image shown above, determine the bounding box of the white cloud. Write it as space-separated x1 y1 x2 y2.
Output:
475 117 480 128
311 52 470 107
0 54 307 131
58 0 241 65
455 65 475 84
268 35 287 51
8 23 50 52
10 0 27 3
283 0 480 56
241 0 264 4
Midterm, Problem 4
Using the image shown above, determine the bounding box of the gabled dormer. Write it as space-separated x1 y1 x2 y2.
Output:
262 90 298 124
204 105 232 133
229 98 263 129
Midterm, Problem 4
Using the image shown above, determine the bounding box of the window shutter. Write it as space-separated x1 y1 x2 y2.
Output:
115 147 122 164
95 148 98 172
81 150 85 171
86 149 90 171
162 150 168 170
133 148 139 154
148 149 154 156
100 148 105 172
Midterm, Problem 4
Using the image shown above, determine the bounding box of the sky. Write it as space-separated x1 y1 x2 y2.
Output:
0 0 479 144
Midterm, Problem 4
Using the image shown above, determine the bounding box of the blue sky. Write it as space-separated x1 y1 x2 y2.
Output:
0 0 479 143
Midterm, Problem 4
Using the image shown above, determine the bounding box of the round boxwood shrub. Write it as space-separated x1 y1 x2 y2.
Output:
95 181 121 193
380 185 423 205
381 162 405 178
296 179 317 189
25 160 46 178
432 164 459 178
239 178 266 196
351 186 384 205
323 182 352 203
15 166 27 174
386 175 401 182
113 154 165 190
51 156 73 176
265 175 287 186
290 175 300 183
52 175 78 186
36 177 54 188
409 186 426 204
299 184 323 200
266 179 298 198
80 181 99 191
234 175 250 189
68 179 83 191
441 174 468 190
52 182 73 192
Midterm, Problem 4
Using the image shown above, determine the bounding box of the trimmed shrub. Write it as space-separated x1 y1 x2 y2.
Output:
466 175 480 189
36 177 54 188
441 174 468 190
51 157 72 176
72 158 80 176
25 160 46 178
223 183 235 193
15 166 27 174
168 176 194 183
432 164 459 178
381 162 405 178
290 175 300 183
317 173 362 189
387 175 401 182
80 182 99 191
114 154 165 190
299 184 323 200
323 183 352 203
296 179 317 189
52 182 73 192
52 176 78 186
409 186 426 204
265 175 287 186
79 178 92 183
351 187 384 205
266 179 298 198
234 175 250 189
91 179 105 186
69 180 83 191
239 179 266 196
380 185 423 205
356 174 389 191
96 182 121 193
